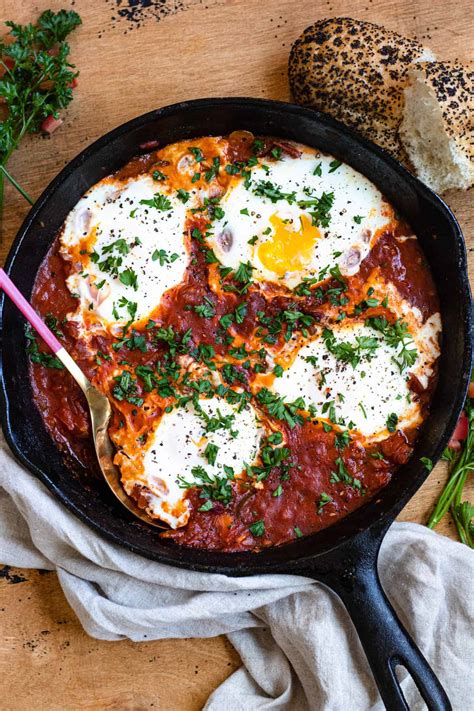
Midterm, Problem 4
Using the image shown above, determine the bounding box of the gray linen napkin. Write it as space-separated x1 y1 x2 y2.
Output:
0 432 472 710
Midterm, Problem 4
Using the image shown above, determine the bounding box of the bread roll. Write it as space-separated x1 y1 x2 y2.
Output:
399 62 473 193
288 17 436 158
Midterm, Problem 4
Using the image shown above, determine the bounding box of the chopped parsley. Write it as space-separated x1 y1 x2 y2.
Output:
297 190 334 228
204 443 219 466
25 324 64 369
366 316 417 372
420 457 433 471
322 327 379 368
176 189 190 203
139 192 172 211
152 249 179 265
256 388 305 429
252 180 296 204
204 156 220 182
386 412 399 433
152 169 167 181
249 519 265 537
188 146 204 162
112 371 144 407
179 465 234 506
234 261 254 284
45 314 64 339
119 268 138 290
317 492 332 514
198 500 213 512
193 296 216 319
273 484 283 497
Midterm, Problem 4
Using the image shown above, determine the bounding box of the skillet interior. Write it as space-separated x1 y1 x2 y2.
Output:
0 98 471 574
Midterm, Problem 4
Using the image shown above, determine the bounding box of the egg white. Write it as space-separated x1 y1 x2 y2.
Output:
272 316 440 441
124 395 263 528
208 149 392 289
61 175 188 328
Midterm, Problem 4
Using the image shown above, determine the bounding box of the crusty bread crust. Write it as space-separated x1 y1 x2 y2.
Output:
288 17 436 158
399 61 473 191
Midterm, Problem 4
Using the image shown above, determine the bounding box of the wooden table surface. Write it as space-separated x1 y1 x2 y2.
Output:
0 0 472 708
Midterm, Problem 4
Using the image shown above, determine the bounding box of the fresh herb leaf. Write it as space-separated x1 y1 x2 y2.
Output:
25 323 64 369
139 193 172 211
112 370 144 407
119 268 138 290
198 500 213 512
204 443 219 466
386 413 399 433
317 492 332 514
249 519 265 537
256 388 305 429
366 316 417 372
322 327 379 368
0 10 81 211
194 296 215 319
188 146 204 162
297 190 334 228
152 169 166 181
176 188 190 203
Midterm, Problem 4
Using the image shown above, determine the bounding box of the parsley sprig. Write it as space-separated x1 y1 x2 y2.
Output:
366 316 417 372
322 327 379 368
0 10 81 216
25 323 64 369
178 464 235 508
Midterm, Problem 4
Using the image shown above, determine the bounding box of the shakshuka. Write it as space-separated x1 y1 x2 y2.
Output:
29 132 441 551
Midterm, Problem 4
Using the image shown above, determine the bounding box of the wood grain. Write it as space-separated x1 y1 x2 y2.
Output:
0 0 472 708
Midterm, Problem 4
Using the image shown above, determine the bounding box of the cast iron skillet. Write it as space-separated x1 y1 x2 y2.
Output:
1 98 472 710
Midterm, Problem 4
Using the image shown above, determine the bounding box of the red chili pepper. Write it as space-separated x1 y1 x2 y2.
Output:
68 77 78 89
40 116 64 134
448 411 468 449
3 57 15 70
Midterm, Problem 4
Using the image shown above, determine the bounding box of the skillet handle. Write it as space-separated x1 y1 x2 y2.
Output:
303 526 452 711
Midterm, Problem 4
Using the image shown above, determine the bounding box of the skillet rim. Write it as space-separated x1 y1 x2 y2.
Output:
0 97 472 575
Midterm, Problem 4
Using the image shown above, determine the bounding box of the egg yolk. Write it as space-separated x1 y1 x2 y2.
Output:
257 214 320 276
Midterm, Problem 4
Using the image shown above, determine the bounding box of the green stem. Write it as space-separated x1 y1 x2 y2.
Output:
427 428 473 529
0 163 34 205
450 466 474 547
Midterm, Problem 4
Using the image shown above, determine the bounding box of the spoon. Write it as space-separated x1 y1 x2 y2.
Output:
0 267 164 529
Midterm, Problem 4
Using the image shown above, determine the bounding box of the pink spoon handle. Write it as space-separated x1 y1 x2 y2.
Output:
0 267 62 353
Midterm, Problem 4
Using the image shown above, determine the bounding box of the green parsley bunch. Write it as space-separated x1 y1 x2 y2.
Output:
0 10 81 219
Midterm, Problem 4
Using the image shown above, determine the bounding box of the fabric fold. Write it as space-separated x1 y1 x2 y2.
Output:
1 433 472 710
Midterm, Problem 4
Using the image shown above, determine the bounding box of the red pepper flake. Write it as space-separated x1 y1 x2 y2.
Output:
40 116 64 135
